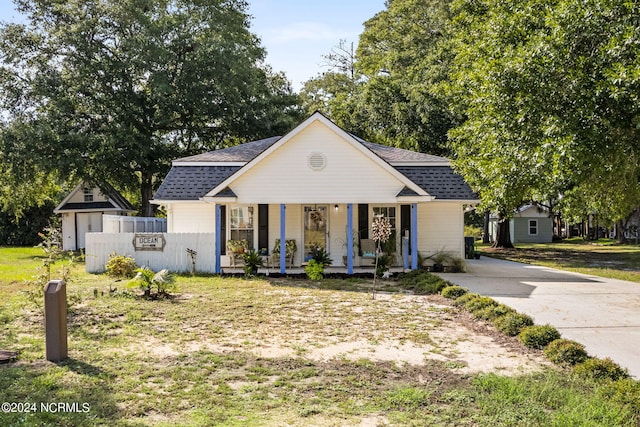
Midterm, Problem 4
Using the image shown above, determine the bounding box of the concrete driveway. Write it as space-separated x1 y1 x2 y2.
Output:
438 257 640 378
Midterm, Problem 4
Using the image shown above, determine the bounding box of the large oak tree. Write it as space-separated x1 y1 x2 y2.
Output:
0 0 302 216
448 0 640 246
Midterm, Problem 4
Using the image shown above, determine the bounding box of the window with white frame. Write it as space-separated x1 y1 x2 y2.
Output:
83 187 93 202
373 206 397 252
528 219 538 236
230 206 254 248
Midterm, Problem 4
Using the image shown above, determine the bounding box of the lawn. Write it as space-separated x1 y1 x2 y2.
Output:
1 247 639 426
480 238 640 283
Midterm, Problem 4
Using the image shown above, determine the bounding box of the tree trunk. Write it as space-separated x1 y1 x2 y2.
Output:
482 211 490 244
492 216 514 248
140 171 155 218
617 220 627 244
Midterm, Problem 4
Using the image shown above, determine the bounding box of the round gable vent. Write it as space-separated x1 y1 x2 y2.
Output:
308 152 327 171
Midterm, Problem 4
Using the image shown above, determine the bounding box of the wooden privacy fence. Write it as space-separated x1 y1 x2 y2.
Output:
85 233 216 274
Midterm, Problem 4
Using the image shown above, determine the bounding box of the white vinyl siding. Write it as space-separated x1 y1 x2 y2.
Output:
67 186 109 204
169 203 215 233
417 202 465 259
230 122 407 204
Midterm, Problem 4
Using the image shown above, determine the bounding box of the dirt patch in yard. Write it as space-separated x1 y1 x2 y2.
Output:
136 283 548 377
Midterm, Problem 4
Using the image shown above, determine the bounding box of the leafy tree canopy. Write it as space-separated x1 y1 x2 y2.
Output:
0 0 302 216
300 0 456 156
448 0 640 229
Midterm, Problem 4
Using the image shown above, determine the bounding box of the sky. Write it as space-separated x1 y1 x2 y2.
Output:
0 1 387 92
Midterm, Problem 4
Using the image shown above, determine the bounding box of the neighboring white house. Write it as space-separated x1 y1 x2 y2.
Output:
489 204 554 244
54 182 135 250
149 112 479 273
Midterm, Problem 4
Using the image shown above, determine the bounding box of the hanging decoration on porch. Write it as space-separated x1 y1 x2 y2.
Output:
371 215 392 300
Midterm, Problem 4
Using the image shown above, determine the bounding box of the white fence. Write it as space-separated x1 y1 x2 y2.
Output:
103 215 167 233
85 233 216 274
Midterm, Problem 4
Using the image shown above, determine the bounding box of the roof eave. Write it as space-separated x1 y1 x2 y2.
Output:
172 161 247 167
396 195 434 203
201 196 238 204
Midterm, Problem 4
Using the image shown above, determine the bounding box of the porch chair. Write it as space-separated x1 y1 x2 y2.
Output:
271 239 296 268
227 239 249 268
360 239 376 267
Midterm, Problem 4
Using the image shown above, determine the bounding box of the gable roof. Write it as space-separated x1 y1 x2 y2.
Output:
152 112 478 204
395 167 478 200
54 182 135 213
202 112 430 200
153 166 241 201
175 137 281 164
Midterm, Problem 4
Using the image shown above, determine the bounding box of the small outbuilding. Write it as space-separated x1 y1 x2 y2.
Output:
54 182 135 250
489 204 553 244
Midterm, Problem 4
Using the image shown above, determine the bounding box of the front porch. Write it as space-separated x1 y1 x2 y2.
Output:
220 265 410 276
214 202 420 275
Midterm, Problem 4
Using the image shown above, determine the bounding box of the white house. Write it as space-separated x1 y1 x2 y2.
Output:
150 112 478 273
54 182 135 250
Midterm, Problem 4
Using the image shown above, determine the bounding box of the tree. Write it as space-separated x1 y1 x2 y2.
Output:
448 0 640 247
355 0 458 155
300 0 457 156
0 0 302 216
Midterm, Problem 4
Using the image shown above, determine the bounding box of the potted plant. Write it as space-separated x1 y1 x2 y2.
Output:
305 247 332 280
450 256 466 273
242 249 263 277
430 250 452 272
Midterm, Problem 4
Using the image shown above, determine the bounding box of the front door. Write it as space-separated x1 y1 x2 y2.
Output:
304 205 328 261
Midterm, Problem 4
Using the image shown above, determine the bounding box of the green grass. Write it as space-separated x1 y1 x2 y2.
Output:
1 247 639 426
0 246 47 285
480 238 640 283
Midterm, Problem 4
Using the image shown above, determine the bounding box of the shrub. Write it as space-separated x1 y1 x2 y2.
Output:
452 292 480 307
310 247 332 267
398 271 449 294
574 357 630 382
127 267 176 298
305 259 324 281
473 303 515 321
242 249 263 277
106 252 138 278
544 339 589 366
465 296 498 314
600 379 640 416
414 277 447 294
518 324 561 349
441 285 468 300
493 312 534 336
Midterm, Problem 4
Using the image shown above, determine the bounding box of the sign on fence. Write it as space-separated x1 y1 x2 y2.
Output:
133 233 166 251
86 232 216 273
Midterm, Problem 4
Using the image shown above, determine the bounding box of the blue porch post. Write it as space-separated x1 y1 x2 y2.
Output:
280 204 286 274
347 203 353 274
411 203 418 270
215 204 222 274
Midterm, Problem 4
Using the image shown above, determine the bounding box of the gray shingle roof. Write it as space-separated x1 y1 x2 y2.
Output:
175 137 281 163
355 137 448 164
153 166 241 200
101 182 136 211
154 131 477 202
174 135 447 165
57 201 118 211
396 166 477 200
